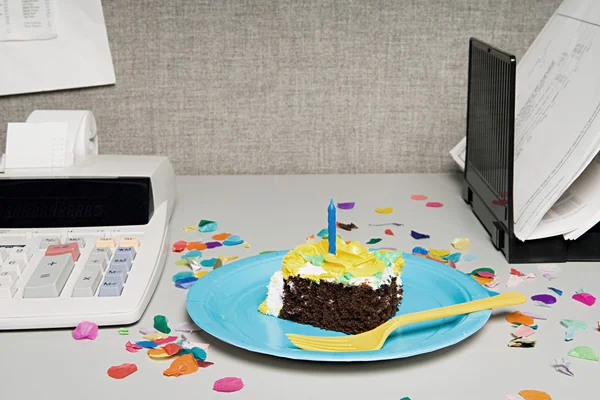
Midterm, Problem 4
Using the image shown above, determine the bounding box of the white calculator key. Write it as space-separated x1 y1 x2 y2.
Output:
1 259 27 275
0 281 17 298
67 237 87 248
23 254 75 298
39 237 61 249
72 265 103 297
85 254 108 272
8 247 33 262
0 269 18 286
91 247 112 262
0 249 7 263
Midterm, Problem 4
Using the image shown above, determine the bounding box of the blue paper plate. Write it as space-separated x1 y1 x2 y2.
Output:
186 251 492 362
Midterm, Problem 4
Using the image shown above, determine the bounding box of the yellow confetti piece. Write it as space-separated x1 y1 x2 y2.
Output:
147 348 170 359
143 333 169 341
243 242 251 248
183 226 196 232
451 237 471 251
429 248 450 257
194 271 210 279
218 255 239 262
375 207 394 214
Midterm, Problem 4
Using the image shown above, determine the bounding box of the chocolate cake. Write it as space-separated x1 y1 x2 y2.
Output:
258 237 404 334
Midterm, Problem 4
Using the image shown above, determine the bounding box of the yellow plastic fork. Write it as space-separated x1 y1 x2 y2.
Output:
286 291 526 352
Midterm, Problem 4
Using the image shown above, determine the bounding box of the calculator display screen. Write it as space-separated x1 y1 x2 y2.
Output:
0 177 153 228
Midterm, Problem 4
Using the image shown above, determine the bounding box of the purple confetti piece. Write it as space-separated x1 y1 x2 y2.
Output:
531 294 557 304
410 230 430 240
337 202 355 210
205 241 223 249
543 273 555 281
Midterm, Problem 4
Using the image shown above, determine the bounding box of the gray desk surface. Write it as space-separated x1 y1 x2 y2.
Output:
1 174 598 399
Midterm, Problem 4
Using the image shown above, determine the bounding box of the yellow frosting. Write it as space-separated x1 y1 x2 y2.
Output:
282 237 404 281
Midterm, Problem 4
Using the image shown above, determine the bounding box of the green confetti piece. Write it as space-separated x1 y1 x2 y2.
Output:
118 328 129 335
400 398 412 400
373 271 383 279
560 319 588 331
374 250 403 267
153 315 171 334
300 253 325 266
568 345 599 361
338 272 354 284
366 238 382 244
175 258 189 266
575 287 587 294
259 251 275 255
198 219 218 232
469 267 495 276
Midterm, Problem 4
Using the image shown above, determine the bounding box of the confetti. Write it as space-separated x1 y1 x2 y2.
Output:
568 346 599 362
337 202 355 210
538 264 561 273
575 287 587 294
470 267 495 275
316 229 328 238
410 194 428 200
462 254 479 262
506 275 525 287
136 341 158 349
366 238 382 244
181 250 202 259
565 327 574 341
174 322 201 333
443 253 461 262
205 241 223 249
190 347 207 361
175 259 189 266
181 341 210 351
547 287 563 296
508 337 536 348
118 328 129 335
412 247 429 255
143 332 168 341
337 222 358 231
201 258 217 267
243 242 251 248
163 354 199 377
506 311 534 327
213 259 224 269
511 268 525 276
172 271 194 282
107 363 138 379
513 325 535 338
375 207 394 214
198 220 218 232
175 276 198 289
223 235 244 246
72 321 98 340
400 397 412 400
139 327 159 335
543 273 555 281
154 315 171 334
164 343 182 356
148 348 170 359
186 257 202 272
368 223 403 226
186 241 207 251
521 312 547 320
154 336 179 345
172 240 187 252
472 275 494 285
429 248 450 257
560 319 588 331
425 202 444 208
212 233 231 240
572 292 596 306
531 294 556 305
476 271 495 278
195 271 209 279
410 230 430 240
552 358 574 377
213 377 245 393
518 390 552 400
484 277 499 288
198 360 214 368
451 237 470 250
219 254 238 262
125 341 143 352
384 229 394 236
183 226 196 232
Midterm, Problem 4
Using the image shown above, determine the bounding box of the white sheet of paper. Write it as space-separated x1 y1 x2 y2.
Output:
4 122 69 168
0 0 57 41
0 0 115 96
449 137 466 171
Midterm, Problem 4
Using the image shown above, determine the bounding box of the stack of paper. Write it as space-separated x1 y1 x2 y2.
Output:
451 0 600 242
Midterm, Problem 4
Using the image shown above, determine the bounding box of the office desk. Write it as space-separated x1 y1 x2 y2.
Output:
1 174 598 399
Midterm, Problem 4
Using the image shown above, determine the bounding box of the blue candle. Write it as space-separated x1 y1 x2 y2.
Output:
328 198 336 254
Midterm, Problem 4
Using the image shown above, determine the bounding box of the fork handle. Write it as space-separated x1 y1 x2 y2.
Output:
382 291 527 336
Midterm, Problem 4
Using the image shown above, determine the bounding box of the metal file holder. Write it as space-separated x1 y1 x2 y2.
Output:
462 38 600 263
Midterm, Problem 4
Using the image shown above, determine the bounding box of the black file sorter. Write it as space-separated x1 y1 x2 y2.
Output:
462 38 600 263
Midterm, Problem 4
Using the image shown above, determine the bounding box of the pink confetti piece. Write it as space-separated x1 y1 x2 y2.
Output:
153 335 179 345
425 202 444 208
72 321 98 340
447 260 457 269
505 395 522 400
531 294 557 304
477 271 496 278
521 312 547 320
513 325 535 338
337 202 355 210
410 194 428 201
213 377 244 393
126 341 143 353
572 293 596 306
543 273 555 281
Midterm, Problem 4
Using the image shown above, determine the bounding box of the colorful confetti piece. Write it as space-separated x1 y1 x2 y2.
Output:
552 358 574 377
531 294 556 305
72 321 98 340
198 220 218 232
572 292 596 306
183 226 196 232
194 271 209 279
186 241 207 251
513 325 535 338
172 271 194 282
198 360 214 368
451 237 470 250
205 241 223 249
508 337 536 348
118 328 129 335
190 347 207 361
565 327 574 341
568 346 599 362
125 341 143 352
181 250 202 259
462 254 479 262
506 311 534 326
107 363 138 379
173 322 201 333
175 277 198 289
375 207 394 214
212 233 231 241
337 202 355 210
172 240 187 252
337 222 358 231
316 229 328 238
543 273 555 281
518 390 552 400
213 377 245 393
412 246 428 255
425 202 443 208
368 222 403 226
154 315 171 334
384 229 394 236
366 238 382 244
410 194 428 200
201 258 217 267
223 235 244 246
560 319 588 331
410 230 430 240
547 287 563 296
135 341 158 349
154 336 179 345
163 354 199 377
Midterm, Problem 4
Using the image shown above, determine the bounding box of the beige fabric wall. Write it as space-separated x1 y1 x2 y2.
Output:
0 0 562 175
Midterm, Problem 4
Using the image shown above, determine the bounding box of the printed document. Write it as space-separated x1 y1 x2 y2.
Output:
0 0 57 41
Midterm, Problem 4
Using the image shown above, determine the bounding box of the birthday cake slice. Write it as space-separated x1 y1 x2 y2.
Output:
258 236 405 334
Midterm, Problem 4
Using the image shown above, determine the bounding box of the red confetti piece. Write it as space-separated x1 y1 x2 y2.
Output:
511 268 525 276
107 363 138 379
384 229 394 236
213 377 244 393
172 240 187 252
163 343 182 356
198 360 214 368
447 260 457 269
425 202 443 208
410 194 428 200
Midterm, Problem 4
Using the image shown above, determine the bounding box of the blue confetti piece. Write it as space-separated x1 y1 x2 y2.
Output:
463 254 479 262
172 271 194 282
198 220 218 232
565 326 574 341
548 287 563 296
410 230 430 240
181 250 202 259
412 246 429 255
223 235 244 246
316 228 328 238
136 341 158 349
201 258 217 267
175 276 198 289
190 347 207 361
442 252 461 262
